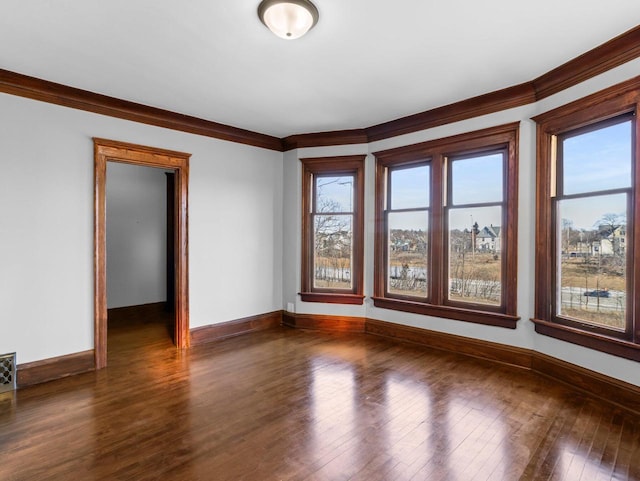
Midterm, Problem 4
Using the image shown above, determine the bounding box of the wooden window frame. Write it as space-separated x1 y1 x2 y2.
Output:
300 155 365 305
373 123 520 328
532 77 640 361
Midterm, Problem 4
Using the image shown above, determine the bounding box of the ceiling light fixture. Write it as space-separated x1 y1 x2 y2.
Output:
257 0 319 40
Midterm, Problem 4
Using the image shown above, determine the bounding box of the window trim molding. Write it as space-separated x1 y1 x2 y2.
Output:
373 123 520 328
531 318 640 362
532 76 640 360
371 297 519 329
300 155 366 305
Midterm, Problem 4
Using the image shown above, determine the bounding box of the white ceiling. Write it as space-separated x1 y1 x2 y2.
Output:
1 1 639 138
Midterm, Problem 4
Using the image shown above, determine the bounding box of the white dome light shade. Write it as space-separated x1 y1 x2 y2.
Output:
258 0 319 40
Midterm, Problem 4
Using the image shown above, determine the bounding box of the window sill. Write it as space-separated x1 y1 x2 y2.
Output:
299 292 365 305
372 297 519 328
531 318 640 362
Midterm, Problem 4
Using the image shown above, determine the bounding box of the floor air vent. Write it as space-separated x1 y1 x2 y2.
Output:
0 353 17 392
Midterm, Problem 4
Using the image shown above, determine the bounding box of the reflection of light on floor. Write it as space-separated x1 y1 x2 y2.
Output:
309 358 355 479
447 398 506 480
384 375 432 479
312 342 368 363
555 441 612 479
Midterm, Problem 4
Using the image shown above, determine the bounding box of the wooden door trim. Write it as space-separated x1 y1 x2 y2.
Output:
165 173 176 314
94 138 191 369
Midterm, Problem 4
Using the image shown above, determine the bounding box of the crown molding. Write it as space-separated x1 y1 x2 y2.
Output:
532 24 640 100
0 69 284 152
367 83 535 143
1 24 639 152
531 74 640 126
285 24 640 150
282 128 368 151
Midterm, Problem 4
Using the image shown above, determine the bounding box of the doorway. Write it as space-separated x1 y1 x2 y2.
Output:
94 138 190 369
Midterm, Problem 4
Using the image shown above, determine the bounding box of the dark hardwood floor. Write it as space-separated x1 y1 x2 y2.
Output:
2 313 640 480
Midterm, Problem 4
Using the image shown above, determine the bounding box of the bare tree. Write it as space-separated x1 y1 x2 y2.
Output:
595 212 626 256
313 198 352 287
596 212 624 236
561 218 573 254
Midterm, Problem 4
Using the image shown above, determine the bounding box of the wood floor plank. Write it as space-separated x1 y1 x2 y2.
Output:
2 316 640 481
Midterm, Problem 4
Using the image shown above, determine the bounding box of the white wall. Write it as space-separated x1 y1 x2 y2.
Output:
1 54 639 387
106 163 168 309
282 57 640 387
0 93 283 364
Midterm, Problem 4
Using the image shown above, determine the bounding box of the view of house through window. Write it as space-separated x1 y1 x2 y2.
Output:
313 175 355 290
387 163 430 297
555 117 632 330
448 152 504 306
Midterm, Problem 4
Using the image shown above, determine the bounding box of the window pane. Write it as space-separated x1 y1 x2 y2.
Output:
562 120 632 195
557 194 627 329
313 214 353 289
390 165 430 210
448 206 502 306
451 153 503 205
388 211 428 297
316 176 354 213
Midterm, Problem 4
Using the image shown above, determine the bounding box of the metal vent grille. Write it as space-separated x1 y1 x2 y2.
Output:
0 353 16 393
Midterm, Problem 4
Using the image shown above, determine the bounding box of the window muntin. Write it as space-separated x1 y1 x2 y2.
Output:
553 115 632 333
373 123 519 328
301 156 365 304
386 163 430 299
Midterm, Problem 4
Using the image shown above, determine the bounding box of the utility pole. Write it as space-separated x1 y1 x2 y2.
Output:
471 221 479 259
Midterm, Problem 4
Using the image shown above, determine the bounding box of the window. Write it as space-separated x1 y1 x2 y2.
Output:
533 78 640 361
300 155 365 304
447 151 505 308
373 123 519 328
386 162 430 298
